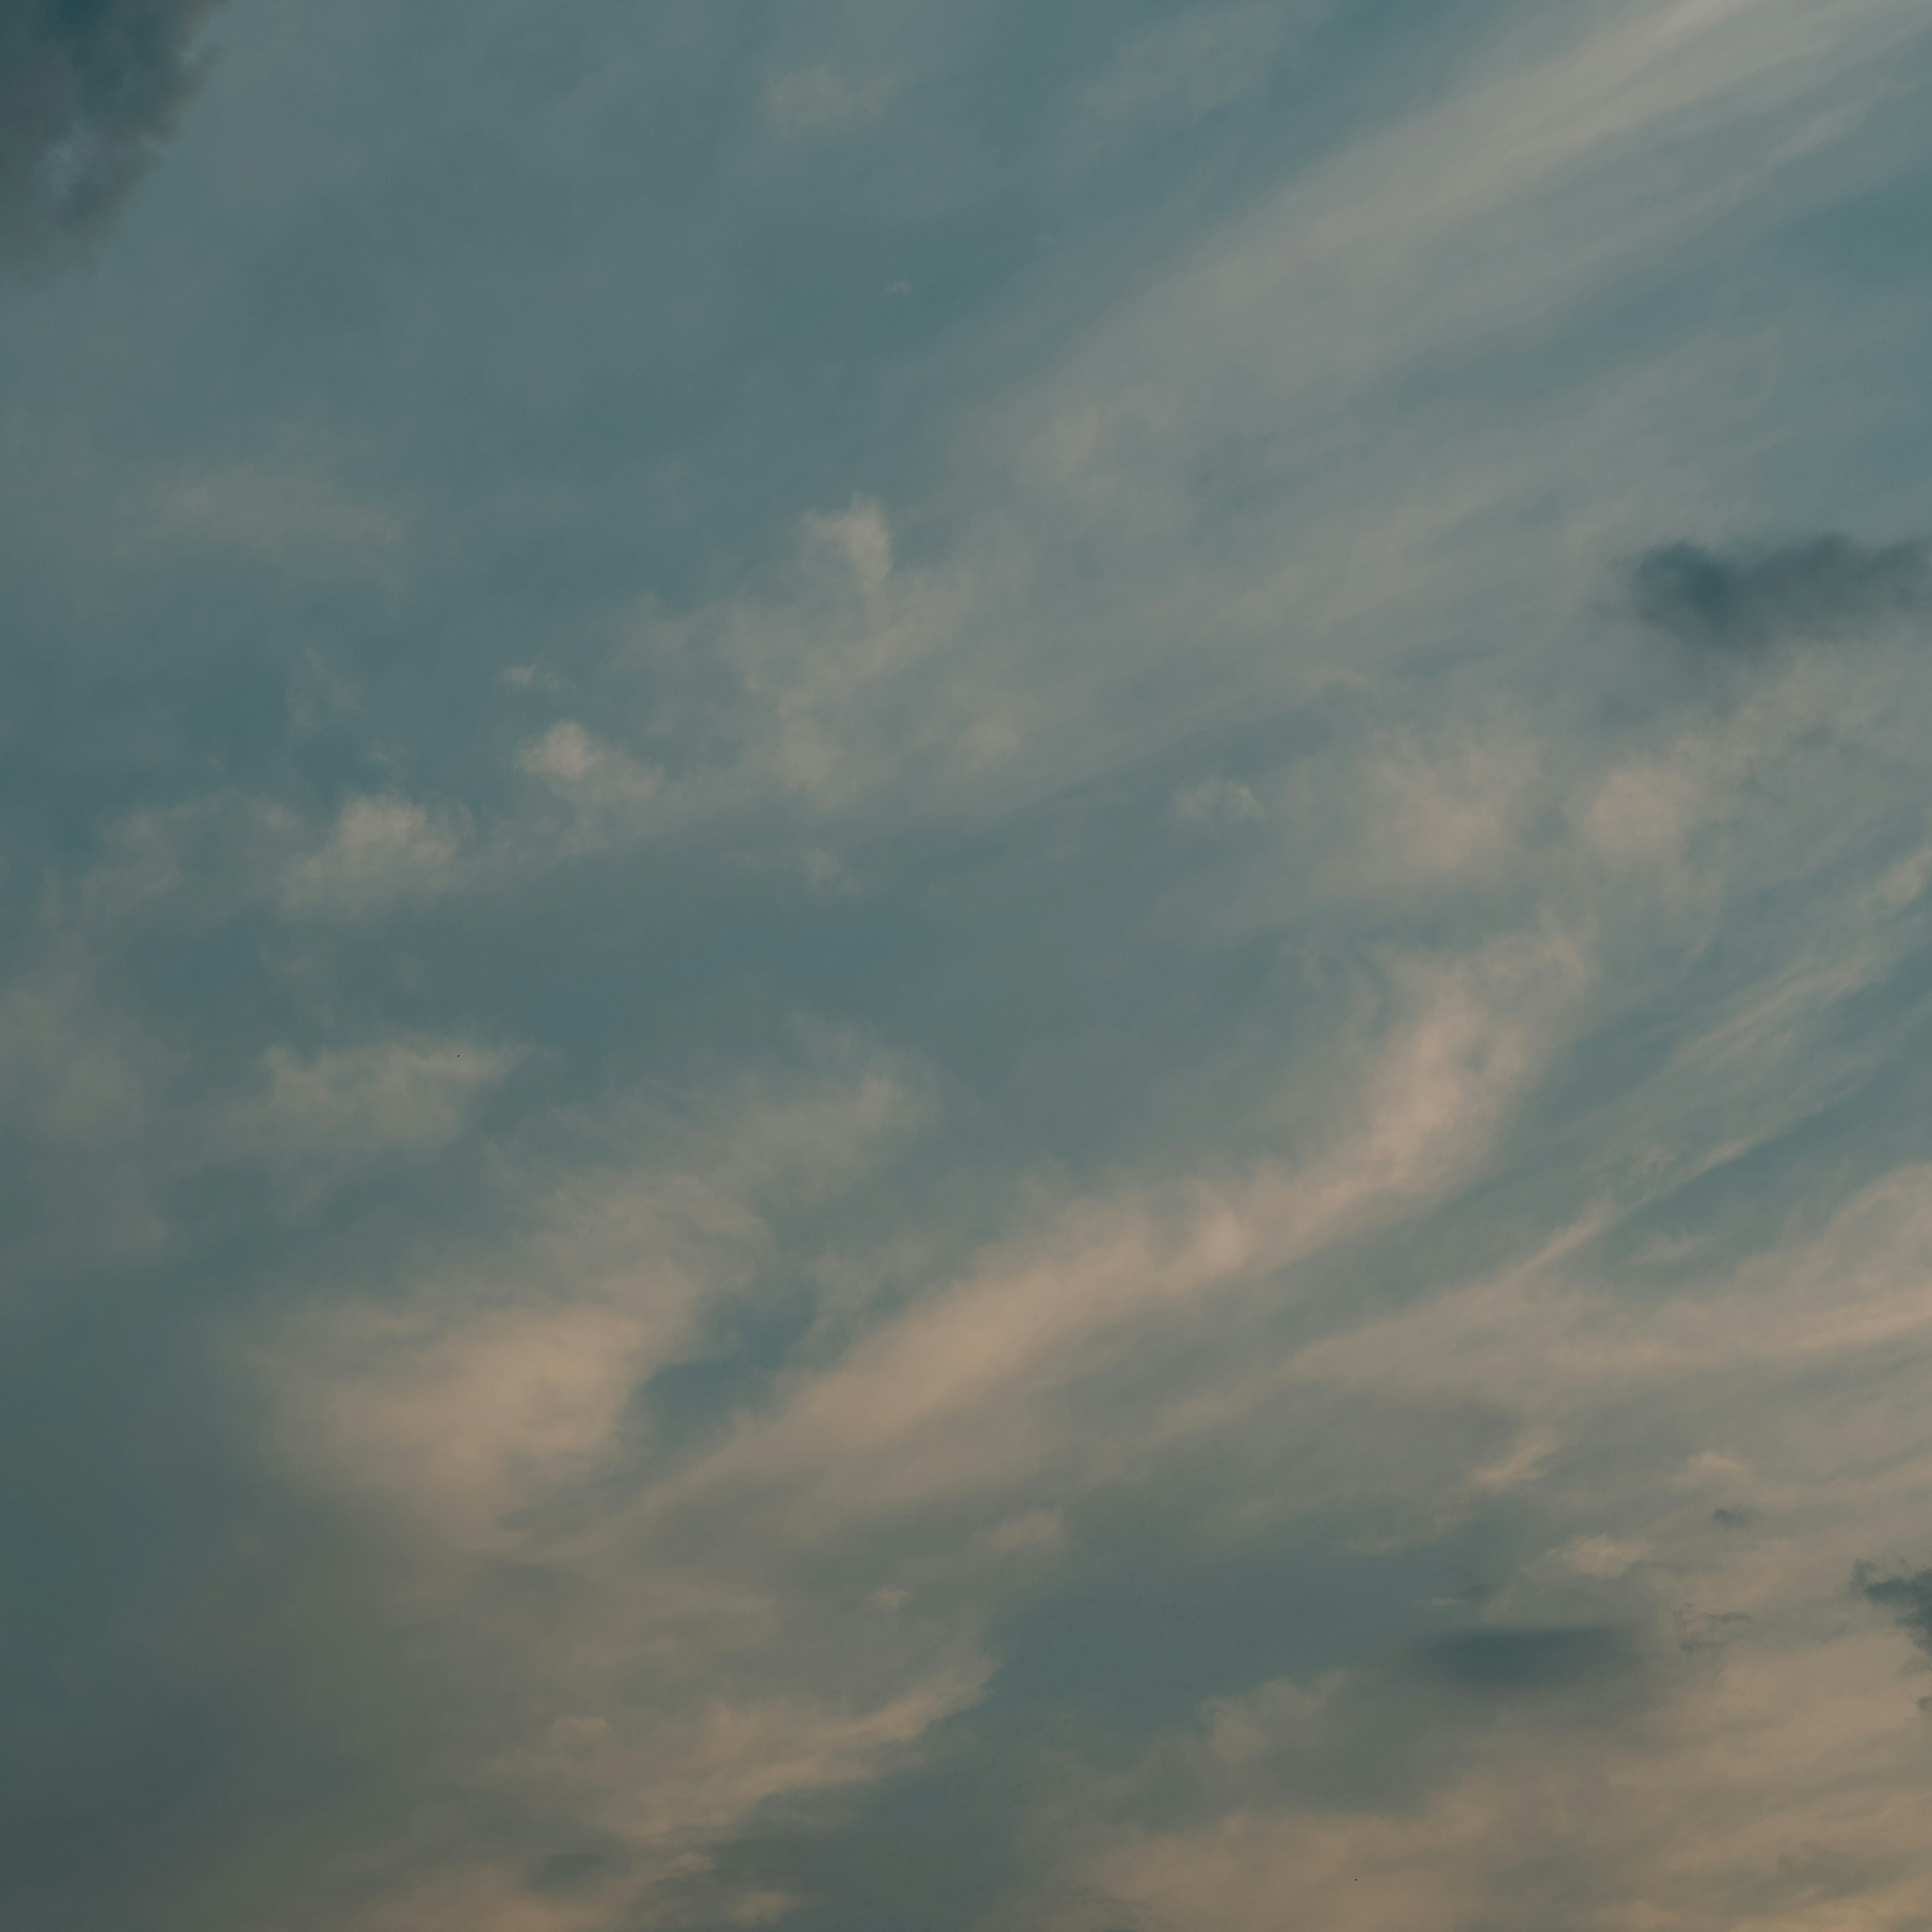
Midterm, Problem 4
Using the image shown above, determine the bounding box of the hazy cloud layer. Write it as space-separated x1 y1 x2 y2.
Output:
5 1 1932 1928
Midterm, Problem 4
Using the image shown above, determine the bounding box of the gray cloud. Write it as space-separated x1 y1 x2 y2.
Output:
528 1850 615 1894
0 0 223 262
1418 1626 1638 1693
1626 535 1932 653
1856 1563 1932 1658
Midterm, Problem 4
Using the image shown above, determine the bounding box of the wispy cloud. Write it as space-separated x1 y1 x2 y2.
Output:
7 0 1932 1925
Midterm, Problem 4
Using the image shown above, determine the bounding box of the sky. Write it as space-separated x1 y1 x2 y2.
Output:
5 1 1932 1926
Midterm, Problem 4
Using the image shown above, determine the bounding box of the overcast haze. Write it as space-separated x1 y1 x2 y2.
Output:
7 1 1932 1926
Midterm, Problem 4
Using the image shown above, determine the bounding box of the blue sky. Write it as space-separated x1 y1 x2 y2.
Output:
7 2 1932 1926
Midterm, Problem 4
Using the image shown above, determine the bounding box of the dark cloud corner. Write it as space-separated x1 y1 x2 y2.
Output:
0 0 226 266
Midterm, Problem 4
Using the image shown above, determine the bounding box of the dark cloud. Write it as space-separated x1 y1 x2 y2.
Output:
1418 1626 1638 1692
0 0 223 263
1856 1563 1932 1657
1626 535 1932 651
527 1851 612 1893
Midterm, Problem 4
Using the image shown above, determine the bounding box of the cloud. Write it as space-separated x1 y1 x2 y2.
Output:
239 1044 972 1928
663 495 993 819
514 721 662 847
1416 1625 1638 1692
1627 534 1932 652
650 925 1586 1541
11 0 1932 1924
1065 5 1290 154
1043 1610 1932 1932
764 65 894 138
0 952 165 1148
215 1037 518 1193
42 405 1932 1930
1169 774 1264 827
151 594 1932 1924
258 497 979 926
1856 1564 1932 1659
280 793 474 919
159 466 405 554
0 947 182 1267
0 0 224 264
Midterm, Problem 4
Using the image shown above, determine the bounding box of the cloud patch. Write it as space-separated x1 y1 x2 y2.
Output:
1856 1563 1932 1660
1627 534 1932 653
1417 1625 1639 1694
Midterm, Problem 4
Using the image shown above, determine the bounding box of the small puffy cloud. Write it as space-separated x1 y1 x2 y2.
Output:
515 720 662 846
500 663 562 690
276 733 659 926
281 793 473 919
1627 534 1932 652
638 495 987 820
764 65 894 138
1545 1533 1650 1581
517 720 613 786
0 0 224 263
1170 774 1264 826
